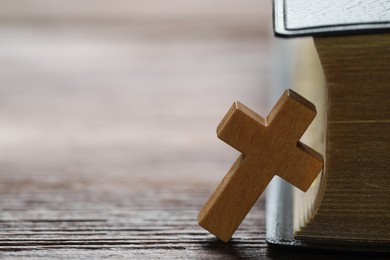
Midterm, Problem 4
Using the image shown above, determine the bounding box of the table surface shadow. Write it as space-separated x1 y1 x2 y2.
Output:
0 1 388 258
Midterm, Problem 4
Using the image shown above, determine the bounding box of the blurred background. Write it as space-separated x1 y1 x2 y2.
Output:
0 0 273 190
0 0 279 256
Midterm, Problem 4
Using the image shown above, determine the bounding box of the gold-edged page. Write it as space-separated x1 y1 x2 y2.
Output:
289 39 326 234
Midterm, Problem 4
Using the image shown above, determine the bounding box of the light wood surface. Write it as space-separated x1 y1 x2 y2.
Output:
198 89 323 242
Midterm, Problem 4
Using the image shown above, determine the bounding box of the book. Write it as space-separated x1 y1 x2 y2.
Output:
266 0 390 252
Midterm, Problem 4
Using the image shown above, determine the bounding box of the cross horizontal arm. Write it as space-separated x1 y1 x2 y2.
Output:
217 101 266 153
278 141 324 191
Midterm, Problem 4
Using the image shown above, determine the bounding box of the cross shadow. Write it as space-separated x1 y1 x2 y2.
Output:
200 238 256 259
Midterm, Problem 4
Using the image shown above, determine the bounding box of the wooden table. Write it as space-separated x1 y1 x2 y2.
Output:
0 1 387 258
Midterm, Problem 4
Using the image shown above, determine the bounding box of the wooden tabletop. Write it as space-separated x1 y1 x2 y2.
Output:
0 1 387 258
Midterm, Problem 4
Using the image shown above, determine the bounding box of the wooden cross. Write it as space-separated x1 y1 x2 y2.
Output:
198 89 323 242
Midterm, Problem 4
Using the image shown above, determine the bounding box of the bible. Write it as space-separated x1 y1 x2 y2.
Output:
266 0 390 252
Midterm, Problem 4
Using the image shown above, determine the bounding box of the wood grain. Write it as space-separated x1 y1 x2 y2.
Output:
198 90 323 242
